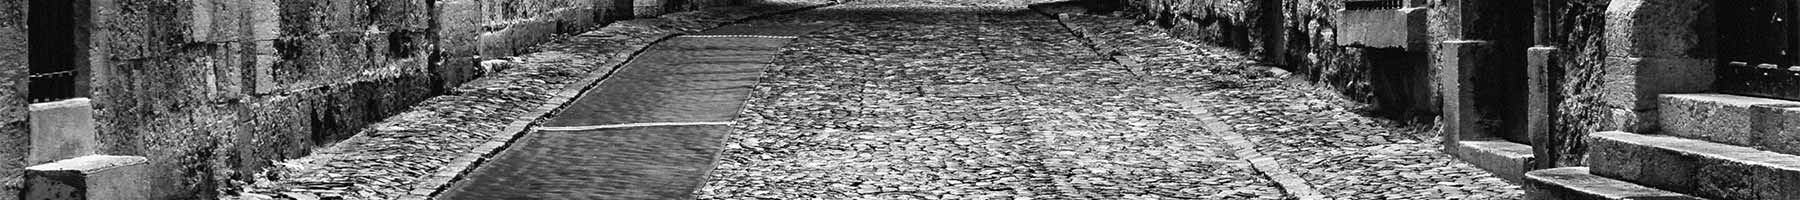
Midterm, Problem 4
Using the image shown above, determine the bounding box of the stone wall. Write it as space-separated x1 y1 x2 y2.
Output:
0 0 24 199
1122 0 1439 118
79 0 656 199
1536 0 1612 169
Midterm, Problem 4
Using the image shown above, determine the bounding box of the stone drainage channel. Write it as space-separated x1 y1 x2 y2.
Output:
438 24 832 199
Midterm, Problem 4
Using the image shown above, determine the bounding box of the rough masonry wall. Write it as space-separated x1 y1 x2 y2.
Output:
1124 0 1438 118
0 0 24 199
87 0 643 199
1540 0 1611 168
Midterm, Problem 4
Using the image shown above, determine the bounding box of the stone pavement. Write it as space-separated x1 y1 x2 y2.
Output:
439 24 831 199
699 0 1288 199
697 0 1521 199
245 0 1525 199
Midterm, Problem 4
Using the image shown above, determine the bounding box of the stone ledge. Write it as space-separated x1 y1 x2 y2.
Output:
1659 93 1800 155
1452 140 1534 184
1587 131 1800 199
1524 167 1703 200
24 155 154 200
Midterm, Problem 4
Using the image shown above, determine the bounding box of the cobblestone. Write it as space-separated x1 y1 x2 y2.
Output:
1051 11 1523 200
699 1 1285 199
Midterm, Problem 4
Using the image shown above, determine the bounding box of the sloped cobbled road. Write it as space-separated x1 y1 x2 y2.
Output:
698 0 1286 199
698 0 1520 199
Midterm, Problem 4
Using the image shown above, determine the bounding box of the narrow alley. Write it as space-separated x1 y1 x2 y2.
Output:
13 0 1780 199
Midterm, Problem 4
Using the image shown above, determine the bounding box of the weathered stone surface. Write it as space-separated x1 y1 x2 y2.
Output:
1603 0 1712 59
1454 140 1534 184
1588 131 1800 200
1436 40 1495 147
436 0 483 91
1540 0 1619 168
1120 0 1442 119
1336 7 1427 50
1599 0 1715 111
23 155 154 200
1659 94 1800 149
1524 167 1704 200
28 99 97 165
1527 46 1555 166
1601 56 1713 111
0 0 26 198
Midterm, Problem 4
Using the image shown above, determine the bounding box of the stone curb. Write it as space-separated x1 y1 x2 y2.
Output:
397 3 838 200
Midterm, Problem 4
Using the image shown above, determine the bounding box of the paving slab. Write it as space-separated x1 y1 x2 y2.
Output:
439 24 830 200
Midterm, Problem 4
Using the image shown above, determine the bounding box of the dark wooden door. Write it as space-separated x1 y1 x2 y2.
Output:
1718 0 1800 100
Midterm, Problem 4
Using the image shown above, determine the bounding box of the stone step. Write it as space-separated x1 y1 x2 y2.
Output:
1587 131 1800 199
1658 93 1800 155
1524 167 1703 200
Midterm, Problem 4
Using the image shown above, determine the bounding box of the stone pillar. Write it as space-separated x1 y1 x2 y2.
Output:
1527 46 1558 169
1601 0 1714 132
0 0 29 199
1438 40 1495 152
21 155 151 200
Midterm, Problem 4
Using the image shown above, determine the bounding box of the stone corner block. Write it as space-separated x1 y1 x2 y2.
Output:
1601 57 1713 110
1335 7 1429 51
27 98 98 165
23 155 152 200
1603 0 1712 59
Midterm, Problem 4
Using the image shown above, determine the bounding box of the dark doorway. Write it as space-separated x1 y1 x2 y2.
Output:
1717 0 1798 100
27 0 90 103
1467 0 1535 144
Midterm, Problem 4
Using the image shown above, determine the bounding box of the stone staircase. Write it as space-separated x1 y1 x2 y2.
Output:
1526 93 1800 200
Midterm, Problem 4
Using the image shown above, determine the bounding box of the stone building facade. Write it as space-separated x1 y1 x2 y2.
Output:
0 0 728 199
0 0 26 199
1123 0 1797 199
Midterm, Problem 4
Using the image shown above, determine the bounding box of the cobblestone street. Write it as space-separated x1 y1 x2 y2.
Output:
695 0 1519 199
10 0 1787 199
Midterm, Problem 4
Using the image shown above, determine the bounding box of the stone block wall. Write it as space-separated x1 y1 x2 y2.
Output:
1532 0 1714 168
0 0 25 199
75 0 650 199
1122 0 1440 118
